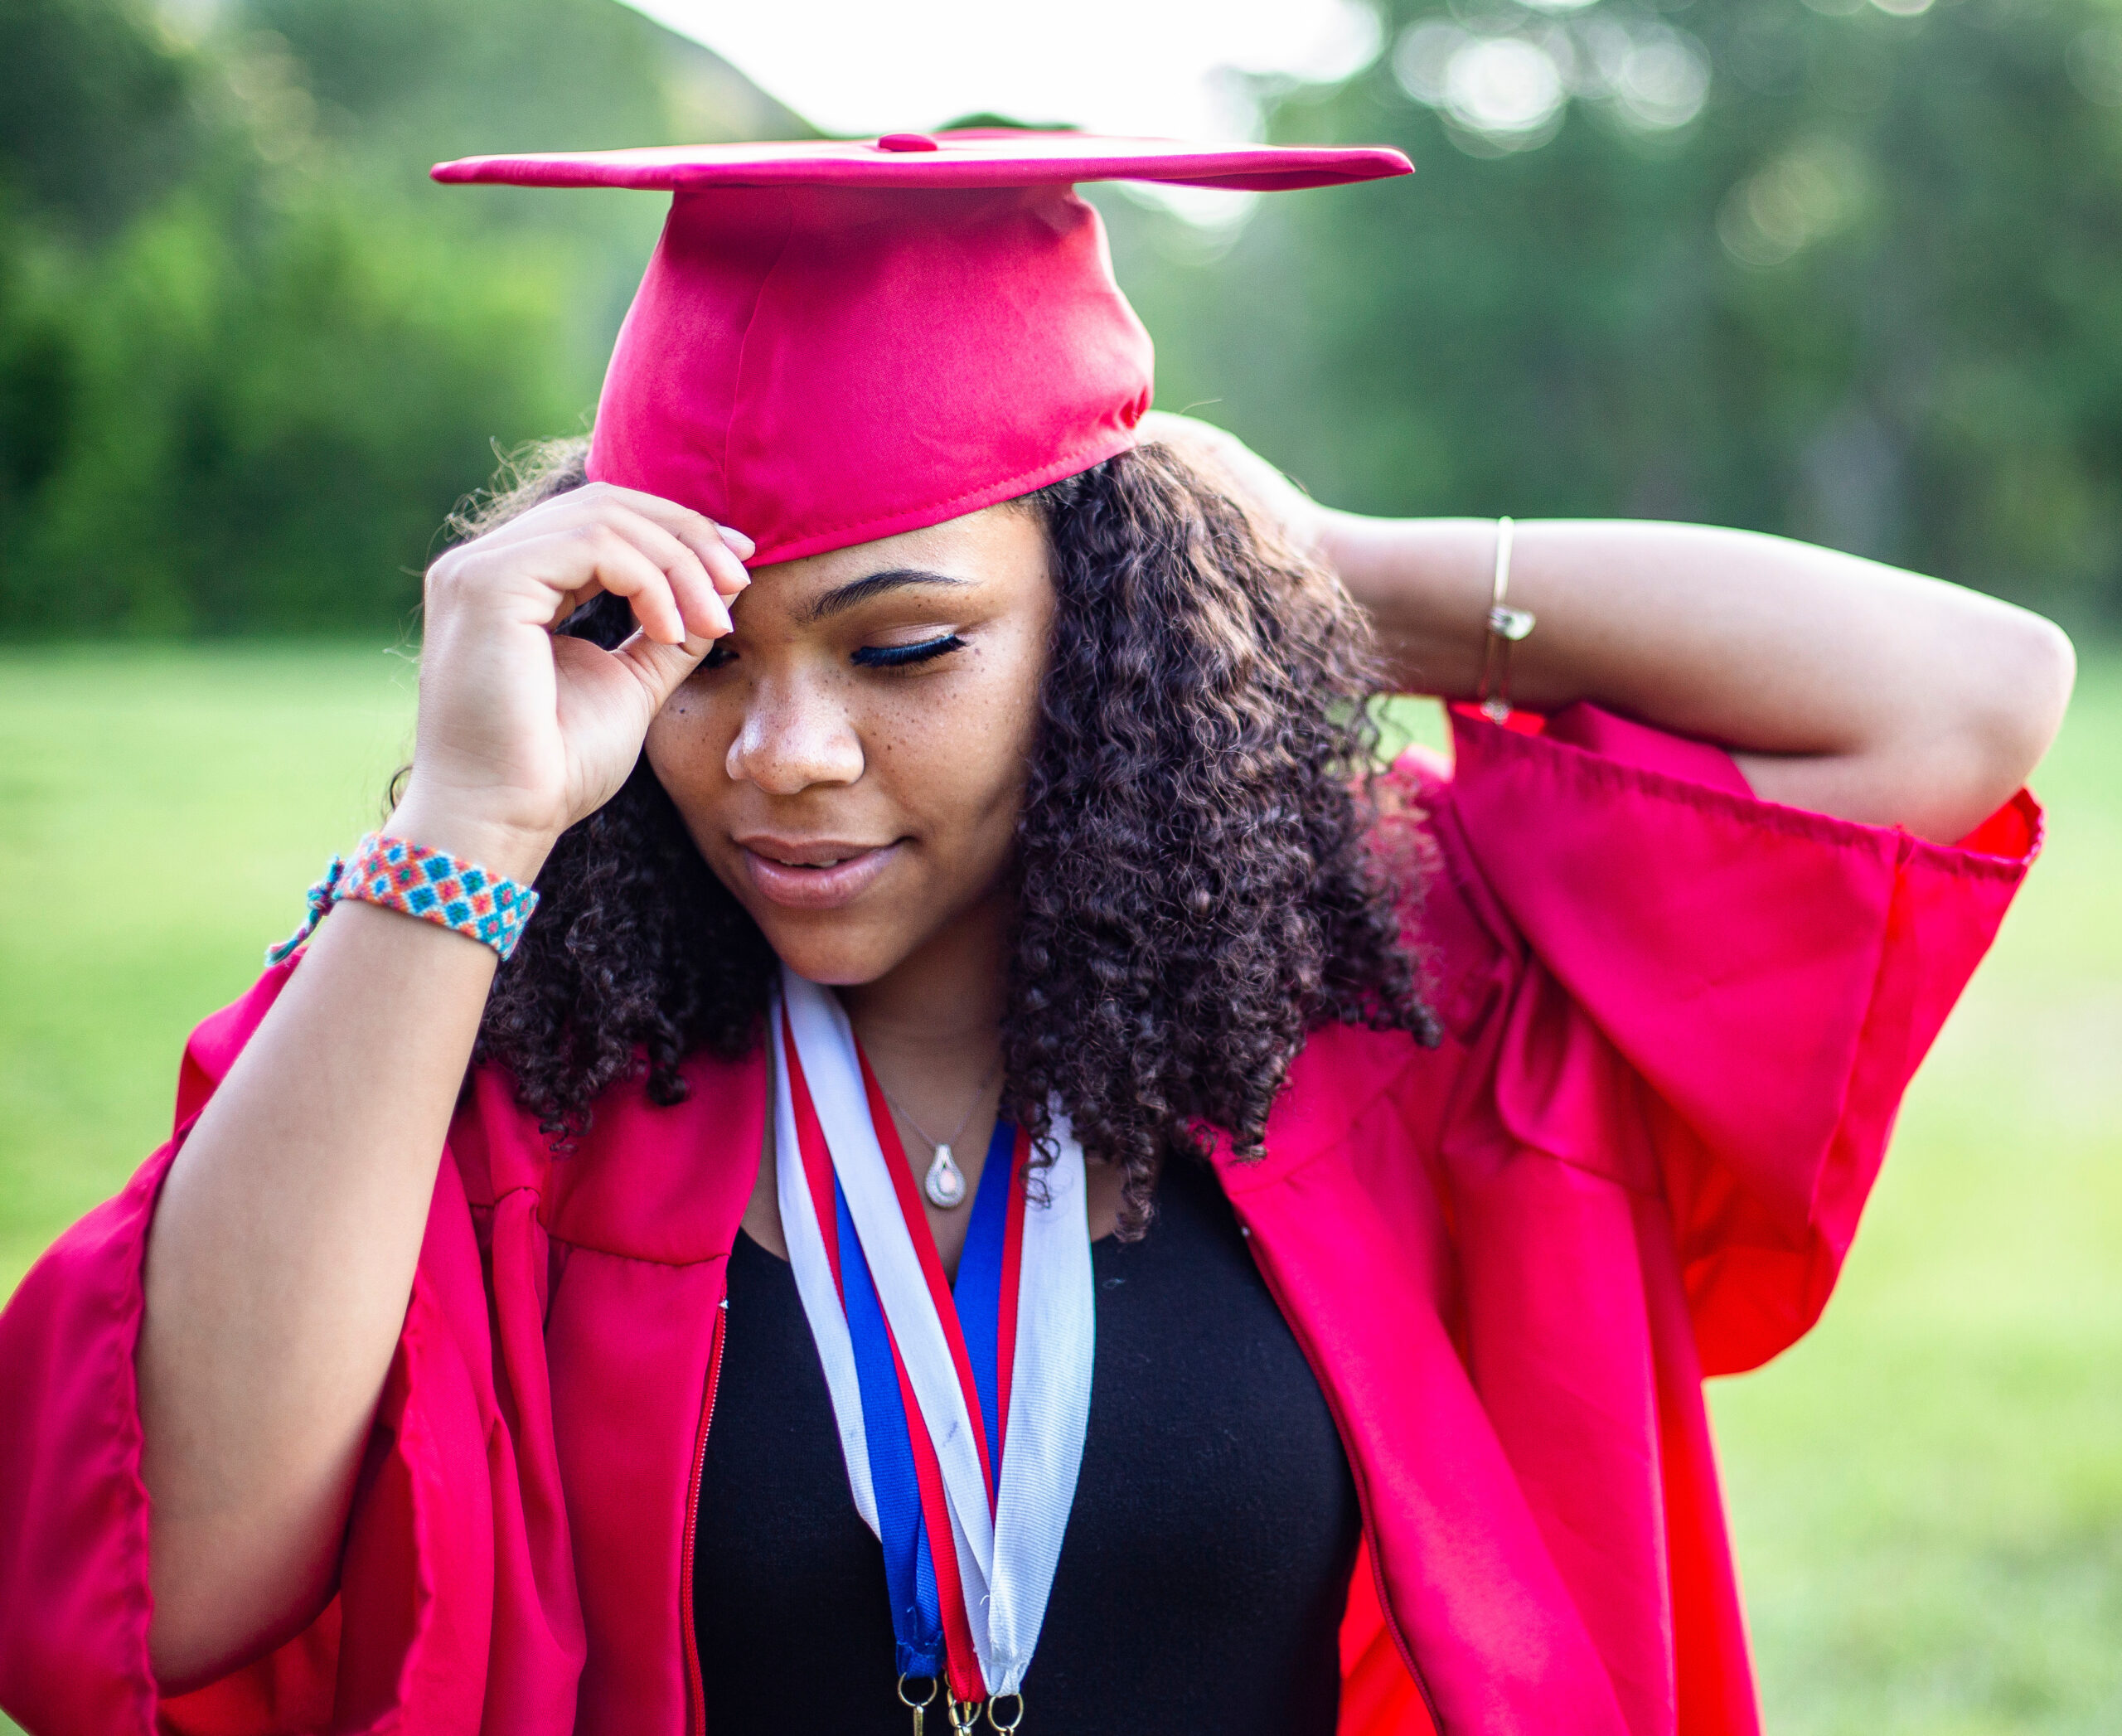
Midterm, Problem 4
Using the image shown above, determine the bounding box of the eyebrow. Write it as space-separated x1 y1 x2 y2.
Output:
801 567 972 623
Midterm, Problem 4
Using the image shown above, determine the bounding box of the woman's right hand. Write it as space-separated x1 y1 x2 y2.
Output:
141 482 753 1691
394 482 753 876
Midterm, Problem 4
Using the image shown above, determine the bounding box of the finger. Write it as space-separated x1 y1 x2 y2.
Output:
650 508 753 600
439 497 742 638
553 579 608 631
597 505 735 640
455 522 724 646
593 485 756 595
612 624 715 714
566 526 695 645
598 483 756 561
700 537 753 600
448 481 756 593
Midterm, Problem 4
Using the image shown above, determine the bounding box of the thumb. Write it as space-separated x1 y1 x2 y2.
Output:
613 626 715 715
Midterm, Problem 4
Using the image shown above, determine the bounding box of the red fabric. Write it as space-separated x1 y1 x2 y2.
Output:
888 1340 983 1702
428 133 1409 568
429 133 1415 196
1340 1541 1439 1736
0 705 2035 1736
853 1050 996 1501
780 1007 844 1286
995 1126 1030 1462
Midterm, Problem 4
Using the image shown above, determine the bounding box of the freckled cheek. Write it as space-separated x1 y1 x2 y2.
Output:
644 695 741 817
856 672 1021 852
903 647 1044 853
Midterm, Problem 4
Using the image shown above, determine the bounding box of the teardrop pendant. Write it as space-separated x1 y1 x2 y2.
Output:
923 1142 967 1209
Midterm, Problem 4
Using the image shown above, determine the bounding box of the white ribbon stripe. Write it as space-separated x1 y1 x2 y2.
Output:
772 969 1095 1697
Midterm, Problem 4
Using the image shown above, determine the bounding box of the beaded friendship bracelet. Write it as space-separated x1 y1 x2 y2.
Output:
267 833 539 966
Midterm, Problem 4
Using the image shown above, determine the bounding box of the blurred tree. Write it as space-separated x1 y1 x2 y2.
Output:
0 0 204 238
7 184 583 633
0 0 804 637
1109 0 2122 624
238 0 807 359
7 0 2122 633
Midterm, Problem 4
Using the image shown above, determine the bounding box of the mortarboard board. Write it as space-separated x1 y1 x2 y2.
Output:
434 132 1412 565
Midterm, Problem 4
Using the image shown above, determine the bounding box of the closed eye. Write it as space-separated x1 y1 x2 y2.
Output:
850 634 965 669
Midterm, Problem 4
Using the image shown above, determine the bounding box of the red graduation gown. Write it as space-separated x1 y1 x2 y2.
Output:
0 703 2039 1736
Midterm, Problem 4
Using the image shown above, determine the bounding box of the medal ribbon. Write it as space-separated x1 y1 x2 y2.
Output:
773 970 1094 1701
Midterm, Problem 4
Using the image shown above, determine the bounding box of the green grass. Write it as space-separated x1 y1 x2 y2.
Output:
0 645 421 1293
1710 651 2122 1734
1 644 2117 1732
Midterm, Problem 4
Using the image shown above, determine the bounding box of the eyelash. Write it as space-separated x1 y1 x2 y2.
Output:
698 633 966 672
849 634 965 669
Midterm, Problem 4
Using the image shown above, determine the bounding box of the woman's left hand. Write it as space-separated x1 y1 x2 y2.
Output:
1137 411 1328 559
1141 412 2074 843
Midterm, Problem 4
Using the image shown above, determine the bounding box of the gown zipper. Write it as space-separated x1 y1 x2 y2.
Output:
681 1292 730 1736
1238 1221 1447 1736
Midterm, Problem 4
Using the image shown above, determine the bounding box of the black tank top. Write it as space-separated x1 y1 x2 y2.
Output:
691 1154 1361 1734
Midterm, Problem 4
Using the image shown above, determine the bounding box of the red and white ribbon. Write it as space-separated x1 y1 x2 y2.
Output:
772 967 1095 1698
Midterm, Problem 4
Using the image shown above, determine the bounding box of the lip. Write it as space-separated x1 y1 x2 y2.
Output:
736 836 904 909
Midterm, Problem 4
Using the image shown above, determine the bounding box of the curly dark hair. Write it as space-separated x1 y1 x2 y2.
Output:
445 433 1436 1229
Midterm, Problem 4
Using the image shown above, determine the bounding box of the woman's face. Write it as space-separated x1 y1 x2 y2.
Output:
644 502 1056 987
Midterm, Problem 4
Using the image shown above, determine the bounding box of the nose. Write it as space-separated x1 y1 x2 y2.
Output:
724 676 865 794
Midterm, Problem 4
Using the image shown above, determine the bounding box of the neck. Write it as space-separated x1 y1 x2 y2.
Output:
836 893 1009 1089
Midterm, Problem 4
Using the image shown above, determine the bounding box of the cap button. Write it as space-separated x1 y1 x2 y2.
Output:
876 133 940 153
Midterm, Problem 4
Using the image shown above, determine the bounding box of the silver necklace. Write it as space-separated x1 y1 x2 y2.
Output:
875 1056 1002 1210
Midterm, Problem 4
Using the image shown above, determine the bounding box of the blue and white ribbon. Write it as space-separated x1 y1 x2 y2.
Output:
773 969 1094 1699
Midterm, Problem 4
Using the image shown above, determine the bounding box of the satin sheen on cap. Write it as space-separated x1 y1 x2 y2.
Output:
433 132 1412 565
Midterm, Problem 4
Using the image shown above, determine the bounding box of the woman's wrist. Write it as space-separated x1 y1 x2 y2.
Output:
382 791 560 887
1316 511 1503 698
268 821 549 967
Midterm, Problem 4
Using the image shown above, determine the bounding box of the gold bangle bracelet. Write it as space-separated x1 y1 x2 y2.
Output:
1476 516 1535 721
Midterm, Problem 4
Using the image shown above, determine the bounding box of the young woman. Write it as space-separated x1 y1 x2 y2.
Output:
0 135 2071 1736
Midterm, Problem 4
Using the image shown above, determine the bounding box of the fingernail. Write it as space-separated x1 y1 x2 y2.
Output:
720 526 757 558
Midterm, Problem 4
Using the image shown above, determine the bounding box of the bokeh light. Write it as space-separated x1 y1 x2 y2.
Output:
1391 7 1708 153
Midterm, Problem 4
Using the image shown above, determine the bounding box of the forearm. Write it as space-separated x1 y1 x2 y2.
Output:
139 809 546 1689
1325 512 2074 841
132 473 736 1689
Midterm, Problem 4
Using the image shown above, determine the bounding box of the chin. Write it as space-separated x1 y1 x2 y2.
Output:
749 915 905 989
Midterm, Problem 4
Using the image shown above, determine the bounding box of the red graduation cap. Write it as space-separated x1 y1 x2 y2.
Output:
433 132 1412 565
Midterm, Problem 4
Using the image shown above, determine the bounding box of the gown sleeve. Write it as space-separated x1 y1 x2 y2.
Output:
1417 701 2039 1376
0 961 550 1736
